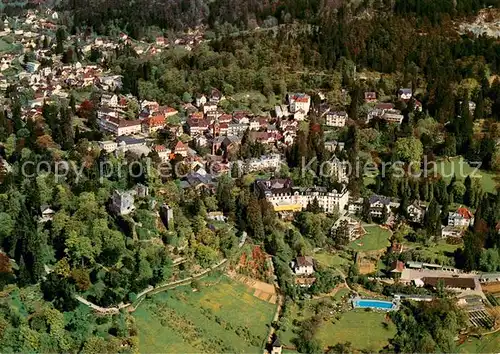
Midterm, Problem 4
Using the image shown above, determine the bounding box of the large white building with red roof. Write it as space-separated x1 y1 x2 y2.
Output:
448 206 474 228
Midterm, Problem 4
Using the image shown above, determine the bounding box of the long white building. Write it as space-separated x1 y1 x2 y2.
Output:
255 178 349 214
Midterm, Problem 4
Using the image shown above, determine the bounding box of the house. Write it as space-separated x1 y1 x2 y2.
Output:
448 206 474 228
398 88 412 101
101 93 118 107
141 115 165 134
368 195 391 218
270 336 283 354
366 103 395 123
288 93 311 116
331 216 366 242
390 260 405 278
187 117 209 136
348 197 364 214
292 256 315 275
98 140 118 153
325 111 348 127
203 102 217 114
364 91 377 103
40 205 55 223
111 190 135 215
245 154 282 172
407 201 426 223
382 109 404 124
154 145 171 162
442 226 465 239
173 141 188 157
195 94 207 107
211 88 223 103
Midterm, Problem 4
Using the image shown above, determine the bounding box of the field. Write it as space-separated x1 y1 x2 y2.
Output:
133 275 275 353
348 225 391 252
315 310 396 351
434 157 499 193
460 331 500 353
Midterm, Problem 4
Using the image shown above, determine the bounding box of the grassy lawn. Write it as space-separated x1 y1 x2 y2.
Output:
435 157 499 194
315 310 396 352
403 240 460 265
314 251 351 270
134 275 275 353
459 332 500 353
348 226 391 252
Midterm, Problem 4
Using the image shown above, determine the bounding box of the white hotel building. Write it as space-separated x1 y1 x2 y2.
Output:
255 178 349 214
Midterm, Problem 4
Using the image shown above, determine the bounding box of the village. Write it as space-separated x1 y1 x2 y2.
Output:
1 5 500 354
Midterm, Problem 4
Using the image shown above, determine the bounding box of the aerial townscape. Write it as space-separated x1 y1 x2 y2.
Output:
1 0 500 353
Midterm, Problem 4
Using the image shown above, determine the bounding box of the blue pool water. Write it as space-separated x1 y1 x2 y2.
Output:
354 299 395 310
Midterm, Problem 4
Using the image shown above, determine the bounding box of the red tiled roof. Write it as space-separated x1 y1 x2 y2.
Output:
457 206 473 220
143 115 165 127
174 141 187 151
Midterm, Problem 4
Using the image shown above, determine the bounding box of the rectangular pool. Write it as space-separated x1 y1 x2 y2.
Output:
353 299 395 310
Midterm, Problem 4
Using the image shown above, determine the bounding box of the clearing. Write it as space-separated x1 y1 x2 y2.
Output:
133 275 275 353
315 310 396 351
349 225 391 252
434 157 499 194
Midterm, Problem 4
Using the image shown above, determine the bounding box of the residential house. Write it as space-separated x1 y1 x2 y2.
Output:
98 140 118 153
448 206 474 228
288 93 311 116
187 117 209 136
141 115 165 134
101 93 118 107
195 94 207 107
110 190 135 215
364 91 377 103
331 216 366 242
382 109 404 124
40 205 55 223
292 256 315 275
211 88 222 103
271 337 283 354
398 88 412 101
203 102 218 115
246 154 282 172
368 195 391 218
407 201 426 223
325 111 348 127
173 141 188 157
154 145 171 162
348 197 364 215
390 260 405 278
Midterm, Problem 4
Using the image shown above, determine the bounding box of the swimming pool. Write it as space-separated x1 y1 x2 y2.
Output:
353 299 395 310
